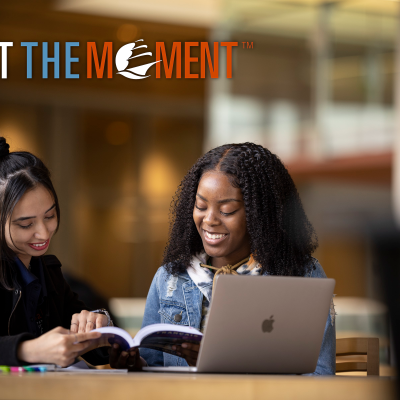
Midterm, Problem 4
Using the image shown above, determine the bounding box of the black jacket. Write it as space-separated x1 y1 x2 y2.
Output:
0 255 109 366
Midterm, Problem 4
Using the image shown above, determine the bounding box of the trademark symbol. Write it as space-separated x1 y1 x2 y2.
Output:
242 42 253 49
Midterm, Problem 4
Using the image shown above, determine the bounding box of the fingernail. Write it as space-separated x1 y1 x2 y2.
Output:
122 351 128 357
113 344 119 349
182 343 188 348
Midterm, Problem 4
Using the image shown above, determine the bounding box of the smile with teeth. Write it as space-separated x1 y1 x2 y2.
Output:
28 239 49 250
204 230 227 240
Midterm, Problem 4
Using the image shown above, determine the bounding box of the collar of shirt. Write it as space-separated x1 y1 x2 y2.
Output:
14 256 48 337
14 257 37 288
14 256 48 297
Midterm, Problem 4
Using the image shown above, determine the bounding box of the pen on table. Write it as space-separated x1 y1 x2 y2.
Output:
10 367 25 373
0 365 48 373
23 367 42 372
24 366 49 372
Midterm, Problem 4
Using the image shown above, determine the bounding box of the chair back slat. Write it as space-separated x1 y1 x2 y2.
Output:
336 338 379 376
336 362 367 373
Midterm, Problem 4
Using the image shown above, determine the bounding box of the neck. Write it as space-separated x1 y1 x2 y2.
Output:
210 254 250 269
17 255 32 269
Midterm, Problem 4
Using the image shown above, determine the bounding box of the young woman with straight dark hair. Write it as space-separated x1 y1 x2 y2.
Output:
110 142 336 374
0 137 111 367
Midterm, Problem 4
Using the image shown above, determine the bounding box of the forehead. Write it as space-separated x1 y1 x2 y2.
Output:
12 185 54 217
197 171 242 200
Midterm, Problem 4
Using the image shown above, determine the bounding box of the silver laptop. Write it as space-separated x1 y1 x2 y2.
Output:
143 275 335 374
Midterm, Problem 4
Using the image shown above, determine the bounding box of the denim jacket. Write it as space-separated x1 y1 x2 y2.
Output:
140 259 336 375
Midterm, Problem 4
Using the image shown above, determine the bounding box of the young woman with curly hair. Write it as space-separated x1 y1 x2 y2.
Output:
110 142 335 374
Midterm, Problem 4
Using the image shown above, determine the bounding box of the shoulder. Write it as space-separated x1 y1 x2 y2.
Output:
151 265 191 295
154 265 190 285
147 266 191 308
306 257 327 278
40 255 62 268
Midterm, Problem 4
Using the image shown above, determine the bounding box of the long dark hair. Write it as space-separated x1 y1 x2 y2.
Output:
0 137 60 290
163 142 318 276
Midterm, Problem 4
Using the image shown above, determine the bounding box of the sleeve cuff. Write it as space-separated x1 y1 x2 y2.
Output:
0 333 35 366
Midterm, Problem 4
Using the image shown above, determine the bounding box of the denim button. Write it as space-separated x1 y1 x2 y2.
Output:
174 313 182 322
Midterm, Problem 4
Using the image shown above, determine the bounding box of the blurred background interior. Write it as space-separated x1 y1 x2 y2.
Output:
1 0 399 374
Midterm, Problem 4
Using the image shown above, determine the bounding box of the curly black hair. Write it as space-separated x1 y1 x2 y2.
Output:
163 142 318 276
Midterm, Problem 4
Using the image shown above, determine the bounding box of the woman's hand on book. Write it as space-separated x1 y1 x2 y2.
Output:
109 343 144 370
70 310 108 333
172 342 200 366
17 326 102 367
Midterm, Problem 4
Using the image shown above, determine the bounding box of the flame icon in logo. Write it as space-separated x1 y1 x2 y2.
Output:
115 39 161 79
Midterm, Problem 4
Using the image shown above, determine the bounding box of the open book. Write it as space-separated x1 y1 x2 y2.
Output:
94 324 203 357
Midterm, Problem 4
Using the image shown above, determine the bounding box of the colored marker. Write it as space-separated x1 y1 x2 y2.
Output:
10 367 25 373
0 366 10 373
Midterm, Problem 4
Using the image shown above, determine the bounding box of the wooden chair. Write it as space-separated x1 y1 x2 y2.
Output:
336 337 379 376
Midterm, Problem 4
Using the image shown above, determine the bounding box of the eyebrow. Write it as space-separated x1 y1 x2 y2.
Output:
196 194 241 204
12 204 56 222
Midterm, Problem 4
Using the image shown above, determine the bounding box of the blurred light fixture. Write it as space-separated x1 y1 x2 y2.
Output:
105 121 131 145
140 152 178 197
117 24 140 42
55 0 220 28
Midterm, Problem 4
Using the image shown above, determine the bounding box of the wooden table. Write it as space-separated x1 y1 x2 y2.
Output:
0 372 396 400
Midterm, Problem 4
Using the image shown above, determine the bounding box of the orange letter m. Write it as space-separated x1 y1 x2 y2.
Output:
156 42 181 78
87 42 113 78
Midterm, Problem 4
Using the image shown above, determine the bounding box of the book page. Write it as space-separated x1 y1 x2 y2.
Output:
94 324 203 353
139 330 202 356
94 326 135 351
133 323 202 346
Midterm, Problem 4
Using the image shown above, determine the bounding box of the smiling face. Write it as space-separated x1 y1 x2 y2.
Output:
5 184 58 268
193 171 250 269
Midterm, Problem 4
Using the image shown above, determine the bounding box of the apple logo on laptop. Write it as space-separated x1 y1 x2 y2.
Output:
262 315 274 333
